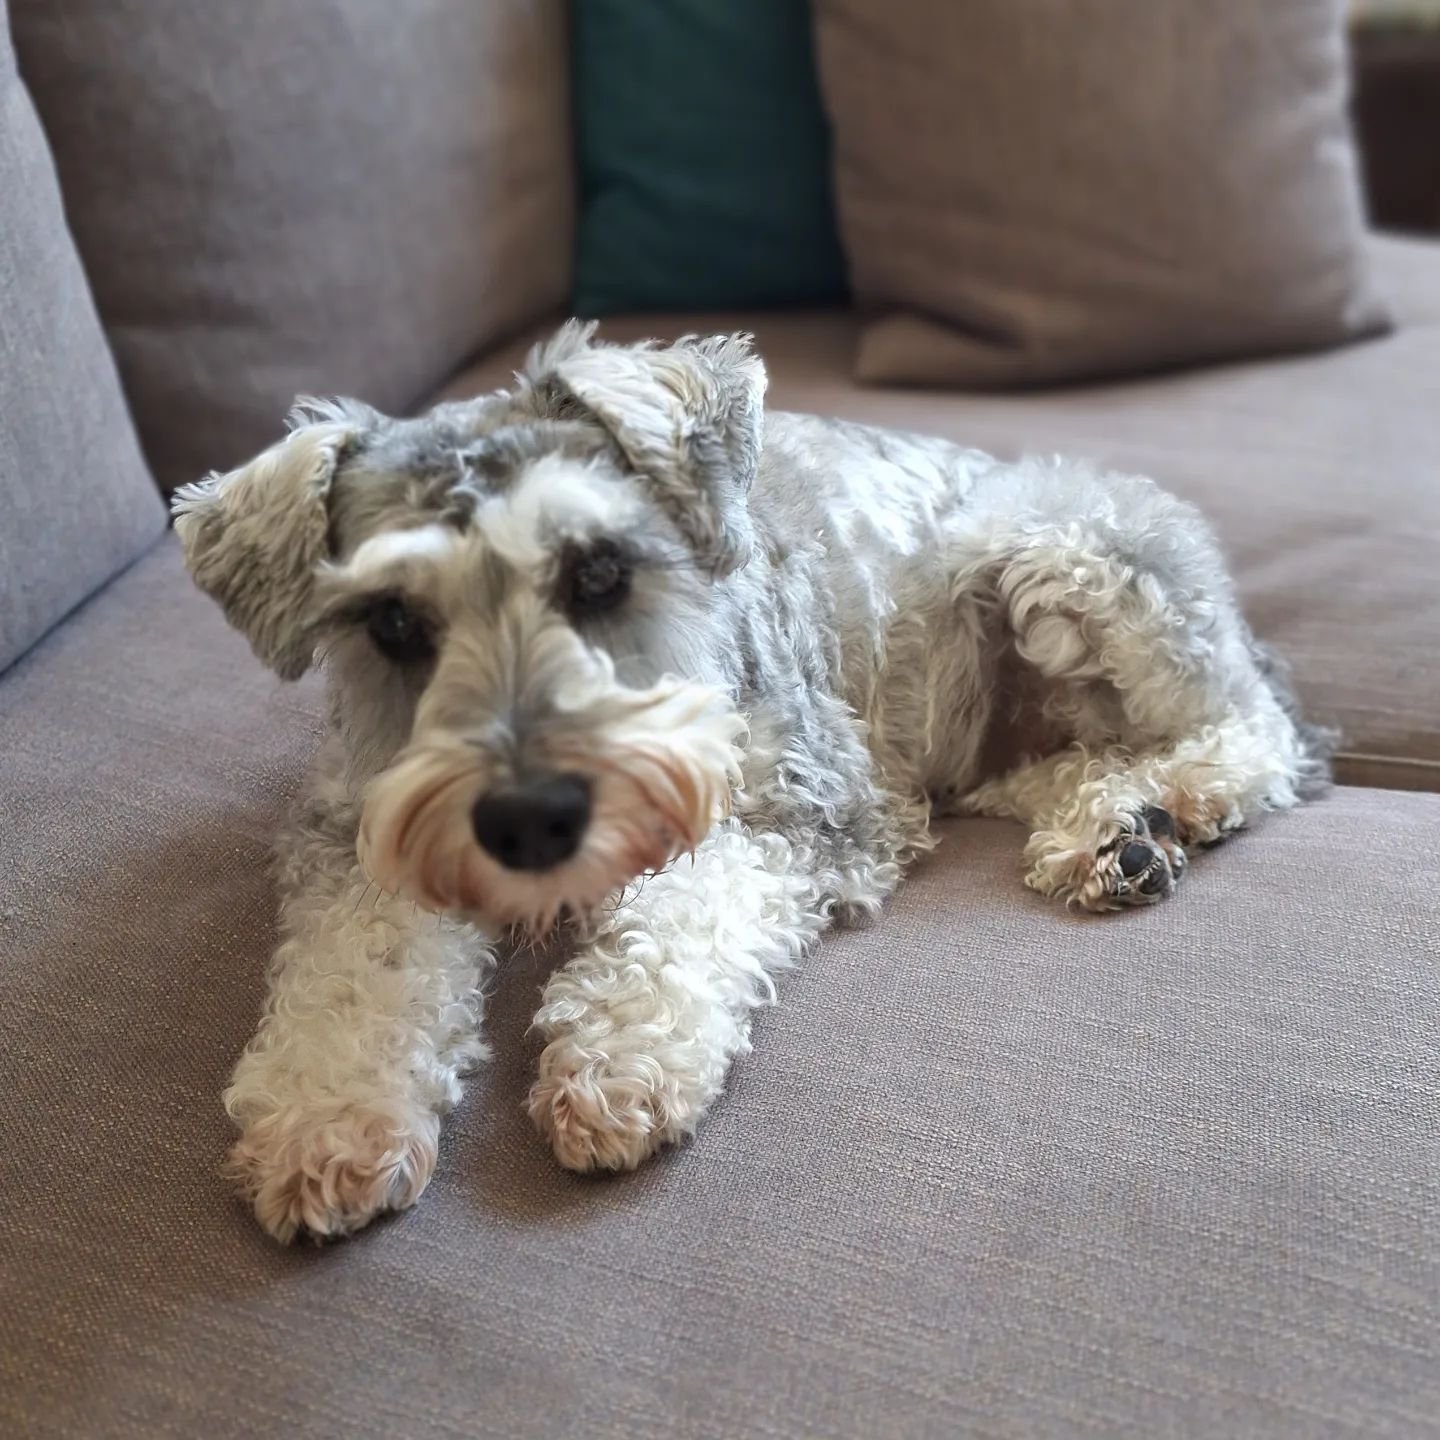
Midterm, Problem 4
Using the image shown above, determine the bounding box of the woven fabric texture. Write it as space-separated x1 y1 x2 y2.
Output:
1 537 1437 1438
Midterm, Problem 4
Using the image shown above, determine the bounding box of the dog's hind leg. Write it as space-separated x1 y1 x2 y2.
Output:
966 703 1309 910
955 474 1323 909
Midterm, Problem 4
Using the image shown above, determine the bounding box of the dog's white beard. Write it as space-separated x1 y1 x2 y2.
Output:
357 673 746 936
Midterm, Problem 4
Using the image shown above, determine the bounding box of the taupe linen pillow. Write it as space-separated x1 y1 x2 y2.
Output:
813 0 1390 386
12 0 573 492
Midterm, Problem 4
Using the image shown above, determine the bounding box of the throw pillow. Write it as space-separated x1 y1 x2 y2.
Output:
813 0 1390 386
573 0 847 315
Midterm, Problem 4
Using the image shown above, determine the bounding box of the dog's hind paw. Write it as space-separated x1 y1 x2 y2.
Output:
1097 806 1186 907
1027 804 1187 912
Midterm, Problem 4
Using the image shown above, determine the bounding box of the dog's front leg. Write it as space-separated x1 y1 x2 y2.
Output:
225 821 491 1243
528 819 823 1172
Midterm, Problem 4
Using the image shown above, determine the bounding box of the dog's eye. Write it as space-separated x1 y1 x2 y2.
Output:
561 539 633 617
365 595 435 663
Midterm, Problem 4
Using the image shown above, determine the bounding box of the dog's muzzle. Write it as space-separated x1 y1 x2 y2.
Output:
355 675 747 934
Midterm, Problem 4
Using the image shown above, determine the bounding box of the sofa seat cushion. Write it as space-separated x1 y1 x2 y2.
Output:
2 535 1439 1437
442 234 1440 792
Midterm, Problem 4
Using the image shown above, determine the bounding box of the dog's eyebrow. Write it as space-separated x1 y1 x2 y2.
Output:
470 451 642 576
322 522 459 589
310 523 467 632
458 422 614 492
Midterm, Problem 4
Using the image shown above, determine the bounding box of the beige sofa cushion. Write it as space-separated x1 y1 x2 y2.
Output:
0 1 164 671
2 536 1439 1436
441 235 1440 792
12 0 573 494
812 0 1388 387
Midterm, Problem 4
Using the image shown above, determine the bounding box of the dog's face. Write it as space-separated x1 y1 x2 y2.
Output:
173 324 765 934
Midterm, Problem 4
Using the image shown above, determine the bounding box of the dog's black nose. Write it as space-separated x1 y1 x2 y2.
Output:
471 773 592 872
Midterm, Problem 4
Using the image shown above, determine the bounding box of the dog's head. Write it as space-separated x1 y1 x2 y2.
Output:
173 323 764 934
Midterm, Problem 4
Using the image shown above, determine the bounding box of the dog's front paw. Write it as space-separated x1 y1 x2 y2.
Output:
528 1039 696 1173
227 1099 438 1243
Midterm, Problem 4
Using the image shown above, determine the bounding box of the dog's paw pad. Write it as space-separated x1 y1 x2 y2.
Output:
1107 837 1172 901
1141 804 1176 841
1097 808 1185 906
1142 803 1188 876
1026 804 1190 910
1134 859 1172 896
1117 840 1158 878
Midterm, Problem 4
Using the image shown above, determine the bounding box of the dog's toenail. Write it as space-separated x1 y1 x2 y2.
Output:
1142 805 1175 840
1118 842 1155 878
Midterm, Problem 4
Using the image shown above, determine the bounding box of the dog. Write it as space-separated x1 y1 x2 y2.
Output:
173 321 1331 1243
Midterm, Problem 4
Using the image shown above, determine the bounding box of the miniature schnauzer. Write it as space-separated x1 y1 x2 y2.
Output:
173 321 1329 1243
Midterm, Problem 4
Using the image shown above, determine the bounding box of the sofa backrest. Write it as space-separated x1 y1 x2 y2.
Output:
12 0 574 495
0 0 165 672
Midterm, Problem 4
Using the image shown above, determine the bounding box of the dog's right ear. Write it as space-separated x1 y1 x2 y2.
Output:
171 402 364 679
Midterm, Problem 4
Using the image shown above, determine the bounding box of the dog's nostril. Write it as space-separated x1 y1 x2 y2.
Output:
471 773 592 872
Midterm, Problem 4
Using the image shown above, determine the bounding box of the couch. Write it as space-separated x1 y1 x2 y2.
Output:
2 5 1438 1437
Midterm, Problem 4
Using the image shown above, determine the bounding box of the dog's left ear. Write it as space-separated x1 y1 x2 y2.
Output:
524 322 767 577
171 402 367 679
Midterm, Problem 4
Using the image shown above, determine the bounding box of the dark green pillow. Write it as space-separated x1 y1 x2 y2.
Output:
572 0 847 315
